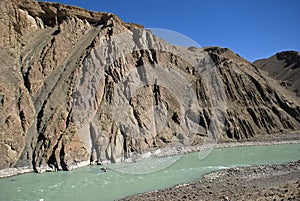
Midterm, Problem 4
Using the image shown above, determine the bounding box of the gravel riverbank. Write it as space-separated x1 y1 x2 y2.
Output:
121 160 300 201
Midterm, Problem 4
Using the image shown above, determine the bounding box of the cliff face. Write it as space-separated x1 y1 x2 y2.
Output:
254 51 300 97
0 0 299 171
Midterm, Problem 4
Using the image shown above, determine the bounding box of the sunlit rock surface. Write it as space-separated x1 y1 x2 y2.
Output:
254 51 300 97
0 0 299 171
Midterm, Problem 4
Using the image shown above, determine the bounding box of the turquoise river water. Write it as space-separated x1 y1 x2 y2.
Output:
0 143 300 201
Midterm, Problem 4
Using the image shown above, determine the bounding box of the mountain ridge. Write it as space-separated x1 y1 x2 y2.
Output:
254 50 300 97
0 0 299 173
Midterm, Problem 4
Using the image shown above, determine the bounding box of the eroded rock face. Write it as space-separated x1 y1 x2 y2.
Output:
254 51 300 97
0 0 299 171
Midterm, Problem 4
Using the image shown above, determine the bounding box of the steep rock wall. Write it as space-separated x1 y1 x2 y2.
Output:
0 0 299 171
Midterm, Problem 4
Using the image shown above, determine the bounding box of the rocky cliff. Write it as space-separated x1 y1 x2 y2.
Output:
254 51 300 97
0 0 299 172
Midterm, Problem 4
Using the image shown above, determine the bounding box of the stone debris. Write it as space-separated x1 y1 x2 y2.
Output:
121 161 300 201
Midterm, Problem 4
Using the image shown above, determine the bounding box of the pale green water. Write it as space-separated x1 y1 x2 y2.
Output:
1 143 300 201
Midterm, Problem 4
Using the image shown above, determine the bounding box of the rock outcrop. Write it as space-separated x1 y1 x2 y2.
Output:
254 51 300 96
0 0 299 171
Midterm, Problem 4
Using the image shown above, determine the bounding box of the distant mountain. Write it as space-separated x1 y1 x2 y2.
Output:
0 0 299 173
253 51 300 96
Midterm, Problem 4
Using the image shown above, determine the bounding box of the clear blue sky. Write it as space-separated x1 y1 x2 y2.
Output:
40 0 300 62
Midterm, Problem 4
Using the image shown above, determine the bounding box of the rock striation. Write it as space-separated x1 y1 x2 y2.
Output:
254 51 300 97
0 0 299 172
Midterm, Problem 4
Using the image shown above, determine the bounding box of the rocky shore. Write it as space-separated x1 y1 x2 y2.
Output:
121 160 300 201
0 133 299 178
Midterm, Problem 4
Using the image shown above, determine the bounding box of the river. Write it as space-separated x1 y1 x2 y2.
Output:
0 143 300 201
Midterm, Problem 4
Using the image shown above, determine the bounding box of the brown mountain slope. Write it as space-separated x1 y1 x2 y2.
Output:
0 0 299 172
253 51 300 96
